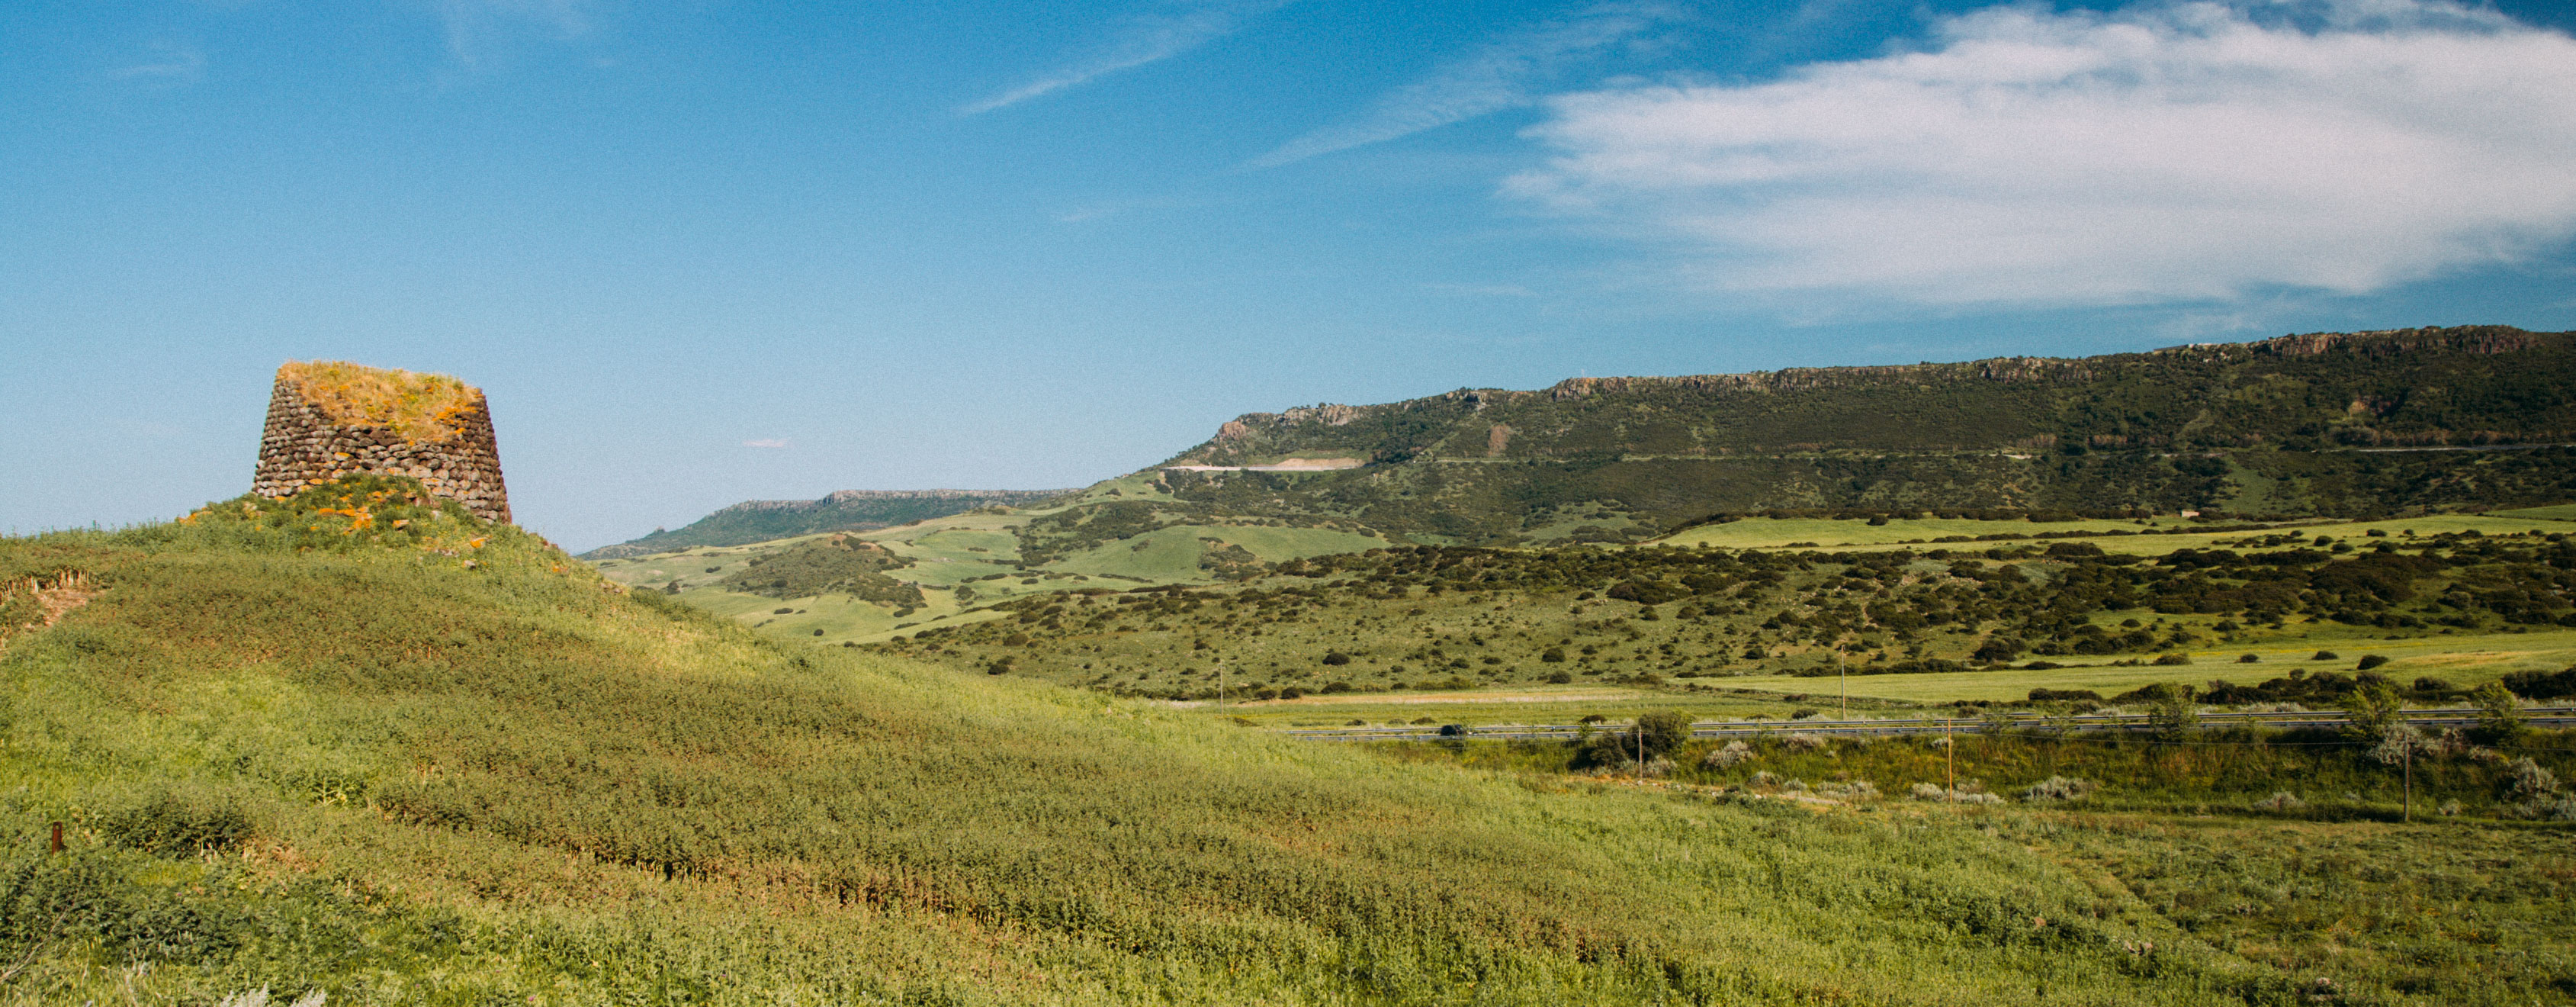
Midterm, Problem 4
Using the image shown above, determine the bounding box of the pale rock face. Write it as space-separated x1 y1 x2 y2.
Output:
250 367 512 523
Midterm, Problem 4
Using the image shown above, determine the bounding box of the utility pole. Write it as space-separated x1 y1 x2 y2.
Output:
2404 743 2414 823
1944 716 1956 804
1838 649 1846 719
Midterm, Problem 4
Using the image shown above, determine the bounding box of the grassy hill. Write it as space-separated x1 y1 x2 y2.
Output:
1142 326 2576 544
581 488 1074 560
7 488 2571 1002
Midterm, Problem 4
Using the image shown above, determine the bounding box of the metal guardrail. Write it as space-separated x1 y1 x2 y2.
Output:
1281 706 2576 742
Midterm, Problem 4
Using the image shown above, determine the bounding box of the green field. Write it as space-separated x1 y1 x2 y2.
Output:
2499 504 2576 521
31 478 2576 1002
861 512 2576 733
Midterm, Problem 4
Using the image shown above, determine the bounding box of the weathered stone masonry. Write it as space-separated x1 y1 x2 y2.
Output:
251 369 512 523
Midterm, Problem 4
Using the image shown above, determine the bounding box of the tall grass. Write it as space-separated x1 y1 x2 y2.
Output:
0 481 2417 1002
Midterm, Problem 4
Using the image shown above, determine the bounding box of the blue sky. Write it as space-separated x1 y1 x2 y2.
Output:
5 0 2574 551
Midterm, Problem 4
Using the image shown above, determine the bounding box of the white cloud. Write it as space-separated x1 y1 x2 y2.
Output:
109 43 205 83
743 439 791 449
965 0 1290 114
1507 0 2576 307
1250 3 1680 169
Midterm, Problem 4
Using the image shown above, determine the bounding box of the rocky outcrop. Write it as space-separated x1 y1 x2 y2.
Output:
252 362 510 523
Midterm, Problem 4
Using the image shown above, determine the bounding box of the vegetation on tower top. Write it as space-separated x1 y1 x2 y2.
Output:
277 359 483 445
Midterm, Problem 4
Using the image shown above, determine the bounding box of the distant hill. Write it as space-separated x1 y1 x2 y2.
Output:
1141 325 2576 543
581 487 1071 558
591 325 2576 646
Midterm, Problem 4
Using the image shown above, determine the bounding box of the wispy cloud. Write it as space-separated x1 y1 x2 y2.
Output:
108 43 205 84
1248 3 1683 169
1508 0 2576 307
744 439 791 449
964 0 1290 115
427 0 591 64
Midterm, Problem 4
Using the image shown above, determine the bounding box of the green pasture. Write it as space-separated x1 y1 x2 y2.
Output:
1776 628 2576 706
1047 522 1385 581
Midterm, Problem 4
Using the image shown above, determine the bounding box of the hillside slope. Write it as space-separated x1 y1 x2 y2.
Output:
1148 326 2576 543
0 476 2327 1005
582 487 1074 559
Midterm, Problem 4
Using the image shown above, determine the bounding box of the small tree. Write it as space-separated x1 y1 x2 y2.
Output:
2341 677 2404 740
2470 681 2526 745
2144 683 2198 741
1575 710 1695 769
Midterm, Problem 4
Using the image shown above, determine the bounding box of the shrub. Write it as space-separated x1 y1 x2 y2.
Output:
1783 733 1829 752
1320 651 1351 666
2524 796 2576 822
1320 681 1354 694
1540 647 1566 663
2470 681 2526 745
2237 653 2260 663
2152 653 2192 666
2253 792 2305 811
2356 655 2391 671
2504 758 2560 800
99 788 257 856
2500 667 2576 700
1546 671 1572 684
2367 724 2433 766
1701 741 1754 768
2313 650 2340 661
2021 776 2096 802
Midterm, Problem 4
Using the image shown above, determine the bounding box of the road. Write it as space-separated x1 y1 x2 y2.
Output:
1284 706 2576 742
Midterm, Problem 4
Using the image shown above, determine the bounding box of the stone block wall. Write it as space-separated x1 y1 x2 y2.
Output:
251 365 512 523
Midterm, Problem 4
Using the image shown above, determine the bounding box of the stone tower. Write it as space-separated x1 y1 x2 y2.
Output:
252 361 511 523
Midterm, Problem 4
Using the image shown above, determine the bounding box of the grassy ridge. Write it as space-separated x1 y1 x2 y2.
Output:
0 478 2321 1005
1147 327 2576 544
582 489 1074 560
